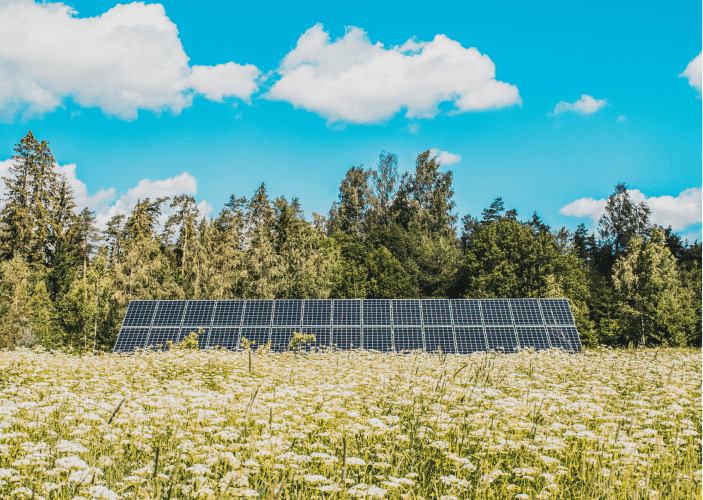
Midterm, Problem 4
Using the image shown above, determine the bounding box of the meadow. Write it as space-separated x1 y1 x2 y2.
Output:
0 346 700 500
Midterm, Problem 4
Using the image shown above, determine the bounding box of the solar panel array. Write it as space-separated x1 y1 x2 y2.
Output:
115 298 582 354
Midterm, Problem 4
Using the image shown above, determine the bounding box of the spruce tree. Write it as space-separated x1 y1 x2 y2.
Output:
1 131 59 266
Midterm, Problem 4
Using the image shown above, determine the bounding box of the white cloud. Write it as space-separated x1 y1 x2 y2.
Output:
266 24 521 124
679 51 702 94
617 115 626 122
429 149 462 165
560 187 702 232
0 0 260 120
552 95 608 115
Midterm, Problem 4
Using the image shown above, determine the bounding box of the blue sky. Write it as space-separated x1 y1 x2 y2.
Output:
0 0 701 240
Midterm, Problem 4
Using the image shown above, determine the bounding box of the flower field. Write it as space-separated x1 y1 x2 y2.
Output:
0 347 700 500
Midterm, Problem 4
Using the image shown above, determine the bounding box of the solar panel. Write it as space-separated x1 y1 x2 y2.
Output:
480 299 512 325
392 299 422 326
393 326 424 351
362 326 393 352
331 326 362 350
178 326 210 348
547 326 582 352
362 299 391 326
114 328 149 352
146 327 181 350
332 300 361 326
421 299 452 326
540 299 575 325
516 326 551 351
424 326 456 354
122 301 158 327
450 299 482 326
208 327 240 350
271 327 298 352
485 326 518 353
212 300 245 326
183 300 216 326
510 299 543 325
118 297 582 354
302 300 331 326
240 327 271 348
242 300 273 326
454 326 487 354
272 300 303 326
301 326 331 349
152 301 187 326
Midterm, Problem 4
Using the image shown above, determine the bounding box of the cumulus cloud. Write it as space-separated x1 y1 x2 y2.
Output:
679 52 702 94
552 95 608 115
266 24 521 124
560 187 702 232
429 149 462 165
0 0 260 120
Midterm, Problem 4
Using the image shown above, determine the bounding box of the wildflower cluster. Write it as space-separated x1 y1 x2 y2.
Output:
0 347 700 499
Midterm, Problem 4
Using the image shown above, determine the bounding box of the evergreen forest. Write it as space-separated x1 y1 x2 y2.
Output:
0 131 700 351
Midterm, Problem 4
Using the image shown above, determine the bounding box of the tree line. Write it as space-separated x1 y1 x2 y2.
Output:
0 131 699 351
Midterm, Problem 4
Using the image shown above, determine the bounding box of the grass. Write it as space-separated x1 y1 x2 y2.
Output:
0 346 700 499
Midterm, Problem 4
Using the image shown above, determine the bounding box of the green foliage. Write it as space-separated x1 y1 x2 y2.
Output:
0 133 699 350
612 228 698 346
288 331 316 351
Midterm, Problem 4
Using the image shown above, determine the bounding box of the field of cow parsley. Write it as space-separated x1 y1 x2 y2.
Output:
0 346 700 500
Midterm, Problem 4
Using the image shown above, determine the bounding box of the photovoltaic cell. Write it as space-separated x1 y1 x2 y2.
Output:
152 301 186 326
333 300 361 326
303 300 331 326
540 299 575 325
450 299 482 326
122 301 157 327
424 326 456 354
272 300 303 326
516 326 551 351
362 327 393 352
454 326 487 354
208 327 240 350
421 299 452 326
394 326 424 351
212 300 245 326
146 327 181 350
547 326 582 352
271 327 298 352
485 326 518 353
392 300 422 326
240 327 271 348
510 299 543 325
362 299 391 326
183 301 216 326
480 299 512 325
331 326 362 350
114 328 149 352
242 300 273 326
301 326 331 349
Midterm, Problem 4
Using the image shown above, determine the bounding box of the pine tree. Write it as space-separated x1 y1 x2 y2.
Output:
213 195 247 298
612 228 695 346
1 131 60 267
164 195 200 276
